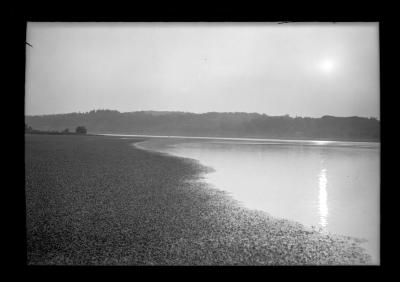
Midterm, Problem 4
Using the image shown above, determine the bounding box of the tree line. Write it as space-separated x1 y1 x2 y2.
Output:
25 124 87 135
25 110 380 142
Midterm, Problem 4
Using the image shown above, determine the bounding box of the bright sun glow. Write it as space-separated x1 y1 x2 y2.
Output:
320 59 335 73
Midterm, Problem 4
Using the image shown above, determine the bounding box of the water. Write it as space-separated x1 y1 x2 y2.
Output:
130 136 380 264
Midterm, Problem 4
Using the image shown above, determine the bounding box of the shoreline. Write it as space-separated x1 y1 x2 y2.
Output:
26 134 373 265
96 132 380 145
133 138 377 264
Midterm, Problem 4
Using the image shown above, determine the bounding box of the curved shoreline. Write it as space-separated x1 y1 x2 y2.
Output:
132 138 373 265
26 134 372 265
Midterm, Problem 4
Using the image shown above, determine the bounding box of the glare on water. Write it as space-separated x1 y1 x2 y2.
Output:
318 167 328 229
134 137 380 264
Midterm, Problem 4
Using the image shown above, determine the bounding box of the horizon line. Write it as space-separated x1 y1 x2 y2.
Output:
25 109 380 120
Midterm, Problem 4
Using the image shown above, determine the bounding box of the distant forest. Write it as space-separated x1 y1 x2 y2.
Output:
25 110 380 142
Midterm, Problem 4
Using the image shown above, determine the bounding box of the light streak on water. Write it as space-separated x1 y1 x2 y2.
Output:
318 167 328 229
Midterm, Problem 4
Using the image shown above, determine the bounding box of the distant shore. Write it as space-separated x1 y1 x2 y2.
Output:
25 134 372 265
25 131 88 136
25 110 380 142
97 133 380 147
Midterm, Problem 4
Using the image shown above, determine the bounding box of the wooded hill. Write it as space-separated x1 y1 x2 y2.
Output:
25 110 380 142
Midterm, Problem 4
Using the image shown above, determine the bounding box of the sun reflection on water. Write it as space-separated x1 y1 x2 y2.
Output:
318 167 329 229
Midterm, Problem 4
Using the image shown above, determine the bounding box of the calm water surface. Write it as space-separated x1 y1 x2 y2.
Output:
132 137 380 264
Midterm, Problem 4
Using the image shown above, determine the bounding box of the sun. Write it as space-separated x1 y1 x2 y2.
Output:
319 59 335 73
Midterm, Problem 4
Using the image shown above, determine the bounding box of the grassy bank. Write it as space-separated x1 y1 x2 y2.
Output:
25 134 371 265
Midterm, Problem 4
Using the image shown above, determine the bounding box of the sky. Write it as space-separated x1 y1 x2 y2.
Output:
25 22 380 118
